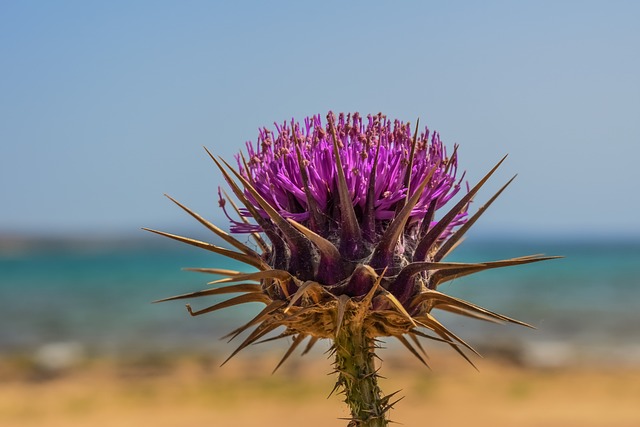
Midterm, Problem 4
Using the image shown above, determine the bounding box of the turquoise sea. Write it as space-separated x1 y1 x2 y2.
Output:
2 235 640 366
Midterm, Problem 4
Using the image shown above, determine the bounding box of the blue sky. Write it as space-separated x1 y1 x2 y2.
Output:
1 1 638 238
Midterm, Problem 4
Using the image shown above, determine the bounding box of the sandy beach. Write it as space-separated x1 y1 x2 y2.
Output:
1 348 639 427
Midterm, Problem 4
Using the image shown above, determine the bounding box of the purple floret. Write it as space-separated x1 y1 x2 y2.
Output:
224 112 467 241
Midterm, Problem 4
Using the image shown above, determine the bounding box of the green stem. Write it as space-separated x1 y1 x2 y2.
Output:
334 321 388 427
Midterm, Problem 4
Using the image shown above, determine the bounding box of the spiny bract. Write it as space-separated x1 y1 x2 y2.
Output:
146 111 554 369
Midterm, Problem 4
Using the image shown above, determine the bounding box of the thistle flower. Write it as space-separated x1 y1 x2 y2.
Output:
146 112 556 426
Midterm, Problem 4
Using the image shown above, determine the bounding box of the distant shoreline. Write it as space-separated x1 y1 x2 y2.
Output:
2 231 639 251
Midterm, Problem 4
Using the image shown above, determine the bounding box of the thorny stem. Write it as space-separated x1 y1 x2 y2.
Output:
334 318 388 427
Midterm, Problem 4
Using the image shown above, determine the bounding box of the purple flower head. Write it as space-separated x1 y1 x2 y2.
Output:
228 112 467 246
148 110 555 378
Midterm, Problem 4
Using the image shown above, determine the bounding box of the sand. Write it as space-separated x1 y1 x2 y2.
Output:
1 350 639 427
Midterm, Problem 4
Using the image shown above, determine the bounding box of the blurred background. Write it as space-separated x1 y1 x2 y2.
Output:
1 1 639 426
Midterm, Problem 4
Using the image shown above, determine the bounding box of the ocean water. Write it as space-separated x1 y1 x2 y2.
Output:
1 235 639 364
